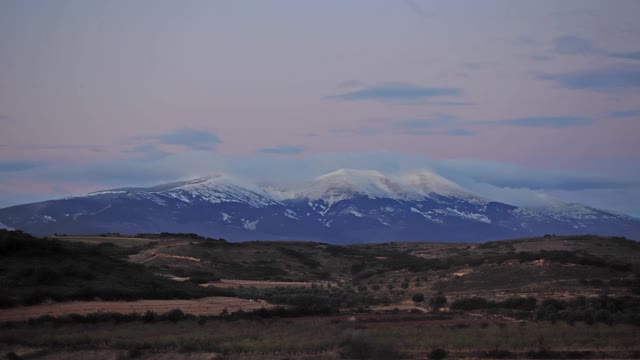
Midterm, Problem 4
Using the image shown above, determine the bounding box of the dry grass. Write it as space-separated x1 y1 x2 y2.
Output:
1 319 639 359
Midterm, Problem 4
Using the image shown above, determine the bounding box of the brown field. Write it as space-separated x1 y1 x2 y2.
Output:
57 235 157 248
202 279 335 288
0 297 272 322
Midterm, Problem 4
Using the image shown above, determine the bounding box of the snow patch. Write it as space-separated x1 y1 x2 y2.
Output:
445 208 492 223
220 212 233 222
242 219 259 231
410 207 443 223
0 221 13 230
284 209 299 219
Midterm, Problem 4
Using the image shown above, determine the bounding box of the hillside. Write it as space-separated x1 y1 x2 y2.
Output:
51 232 640 304
0 230 228 307
2 231 640 359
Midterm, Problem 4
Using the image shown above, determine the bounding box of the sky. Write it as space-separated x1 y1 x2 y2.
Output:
1 0 639 216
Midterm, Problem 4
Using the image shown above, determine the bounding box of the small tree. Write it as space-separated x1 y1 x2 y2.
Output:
412 293 425 303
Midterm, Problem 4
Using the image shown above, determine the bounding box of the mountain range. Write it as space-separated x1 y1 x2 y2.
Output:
1 169 638 243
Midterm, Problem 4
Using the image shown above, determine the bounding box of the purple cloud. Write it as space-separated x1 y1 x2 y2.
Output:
258 146 304 155
327 83 462 102
537 64 640 91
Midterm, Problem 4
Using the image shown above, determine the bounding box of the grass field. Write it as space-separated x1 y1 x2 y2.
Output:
1 318 639 359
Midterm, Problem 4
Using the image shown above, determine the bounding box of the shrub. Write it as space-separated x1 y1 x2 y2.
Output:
165 309 185 323
339 332 398 360
429 348 448 359
451 297 488 310
412 293 425 303
430 296 447 308
142 310 156 323
475 350 513 359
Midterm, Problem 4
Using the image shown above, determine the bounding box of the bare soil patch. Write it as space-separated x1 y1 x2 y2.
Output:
0 297 272 322
202 279 334 288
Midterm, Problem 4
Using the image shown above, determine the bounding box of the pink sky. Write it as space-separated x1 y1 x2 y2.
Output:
1 0 639 215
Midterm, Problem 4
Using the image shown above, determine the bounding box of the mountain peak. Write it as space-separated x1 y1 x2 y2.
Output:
304 168 409 205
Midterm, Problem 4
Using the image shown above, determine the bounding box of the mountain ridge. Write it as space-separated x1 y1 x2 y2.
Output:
0 169 638 243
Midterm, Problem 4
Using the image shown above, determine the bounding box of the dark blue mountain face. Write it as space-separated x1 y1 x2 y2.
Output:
1 175 639 243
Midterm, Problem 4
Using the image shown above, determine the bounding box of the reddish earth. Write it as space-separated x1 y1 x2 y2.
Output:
0 297 272 322
202 279 334 288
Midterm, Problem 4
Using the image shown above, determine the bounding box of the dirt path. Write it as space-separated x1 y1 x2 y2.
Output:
0 297 272 322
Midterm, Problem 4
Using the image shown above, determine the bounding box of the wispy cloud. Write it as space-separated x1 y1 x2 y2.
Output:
549 35 640 63
27 144 105 153
481 116 591 128
144 128 222 151
258 146 304 155
433 158 638 191
0 161 44 172
519 35 537 46
395 120 441 129
401 128 474 137
537 64 640 91
443 128 474 136
531 55 552 62
427 101 471 106
394 114 455 129
608 110 640 118
330 128 378 136
327 82 462 102
336 80 366 89
609 51 640 62
403 0 432 19
552 35 602 55
124 144 169 160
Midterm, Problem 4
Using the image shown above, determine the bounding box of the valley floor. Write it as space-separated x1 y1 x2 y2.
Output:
2 319 639 359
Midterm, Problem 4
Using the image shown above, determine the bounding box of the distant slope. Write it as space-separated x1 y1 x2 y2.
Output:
0 230 227 307
0 169 639 243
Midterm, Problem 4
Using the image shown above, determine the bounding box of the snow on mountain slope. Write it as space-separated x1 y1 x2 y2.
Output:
1 168 638 242
302 169 413 205
163 175 278 207
537 201 629 221
399 170 477 199
87 175 279 208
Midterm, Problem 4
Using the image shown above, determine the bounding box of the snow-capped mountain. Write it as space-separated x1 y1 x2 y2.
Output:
0 169 638 243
